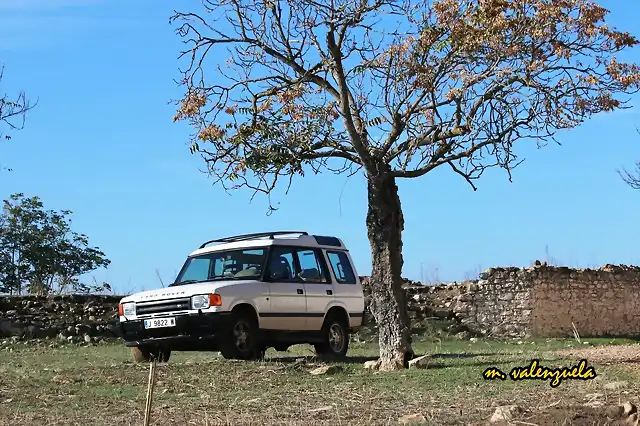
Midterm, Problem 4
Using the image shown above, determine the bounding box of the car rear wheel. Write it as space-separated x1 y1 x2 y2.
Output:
314 315 349 359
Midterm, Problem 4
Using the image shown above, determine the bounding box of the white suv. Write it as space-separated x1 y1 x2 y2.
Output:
118 231 366 363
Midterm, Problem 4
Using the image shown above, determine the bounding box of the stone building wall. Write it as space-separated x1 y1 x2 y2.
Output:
2 262 640 342
445 262 640 338
366 262 640 339
528 263 640 338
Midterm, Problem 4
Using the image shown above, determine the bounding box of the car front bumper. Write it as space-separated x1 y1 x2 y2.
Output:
120 311 233 349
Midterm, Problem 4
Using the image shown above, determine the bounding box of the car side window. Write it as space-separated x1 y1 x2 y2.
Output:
295 248 330 283
326 251 356 284
266 246 297 282
213 248 266 279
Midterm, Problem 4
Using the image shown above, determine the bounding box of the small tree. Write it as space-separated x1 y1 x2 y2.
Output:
171 0 640 370
0 193 111 295
1 64 35 172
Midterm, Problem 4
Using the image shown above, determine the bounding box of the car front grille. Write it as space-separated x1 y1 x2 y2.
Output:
136 297 191 315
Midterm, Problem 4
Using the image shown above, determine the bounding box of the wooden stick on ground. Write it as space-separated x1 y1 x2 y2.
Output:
143 358 158 426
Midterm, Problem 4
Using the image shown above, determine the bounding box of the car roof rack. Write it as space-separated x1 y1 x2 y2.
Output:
199 231 309 249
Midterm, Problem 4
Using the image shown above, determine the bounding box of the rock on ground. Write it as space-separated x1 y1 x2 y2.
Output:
309 365 343 375
407 355 431 369
489 405 523 423
604 381 629 391
363 360 379 370
397 413 427 425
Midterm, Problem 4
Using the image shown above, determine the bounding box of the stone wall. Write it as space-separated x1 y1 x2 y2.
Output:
3 262 640 342
0 294 122 343
451 262 640 338
362 262 640 339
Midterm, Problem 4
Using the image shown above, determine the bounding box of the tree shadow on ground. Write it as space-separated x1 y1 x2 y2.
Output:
431 353 498 359
265 355 378 364
264 352 508 365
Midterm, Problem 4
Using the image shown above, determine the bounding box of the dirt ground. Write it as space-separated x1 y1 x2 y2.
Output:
476 343 640 426
480 405 633 426
557 344 640 365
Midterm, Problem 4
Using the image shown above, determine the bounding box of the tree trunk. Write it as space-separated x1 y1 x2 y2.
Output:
365 165 413 371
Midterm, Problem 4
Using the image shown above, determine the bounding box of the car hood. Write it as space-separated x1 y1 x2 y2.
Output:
119 279 256 303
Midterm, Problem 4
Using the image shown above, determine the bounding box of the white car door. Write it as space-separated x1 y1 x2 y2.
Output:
324 249 364 328
294 247 334 331
264 245 307 331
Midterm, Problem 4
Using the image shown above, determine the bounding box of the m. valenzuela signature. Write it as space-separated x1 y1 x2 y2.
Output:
482 359 596 388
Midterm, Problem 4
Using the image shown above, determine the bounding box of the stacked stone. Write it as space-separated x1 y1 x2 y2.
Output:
0 294 122 343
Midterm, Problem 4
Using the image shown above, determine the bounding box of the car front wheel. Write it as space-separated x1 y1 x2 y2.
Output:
220 312 262 361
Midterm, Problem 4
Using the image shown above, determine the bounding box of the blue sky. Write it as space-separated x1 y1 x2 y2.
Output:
1 0 640 294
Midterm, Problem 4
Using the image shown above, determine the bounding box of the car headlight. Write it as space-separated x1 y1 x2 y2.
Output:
119 302 136 317
191 294 222 310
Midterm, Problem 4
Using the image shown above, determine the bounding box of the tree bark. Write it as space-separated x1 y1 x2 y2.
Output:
365 163 413 371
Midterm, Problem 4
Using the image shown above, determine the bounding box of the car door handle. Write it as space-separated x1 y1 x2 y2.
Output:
326 290 332 295
297 289 303 295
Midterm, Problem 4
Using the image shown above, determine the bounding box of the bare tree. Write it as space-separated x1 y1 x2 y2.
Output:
170 0 640 370
618 127 640 189
1 64 35 171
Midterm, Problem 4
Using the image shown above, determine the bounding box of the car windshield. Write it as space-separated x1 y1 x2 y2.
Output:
170 247 267 286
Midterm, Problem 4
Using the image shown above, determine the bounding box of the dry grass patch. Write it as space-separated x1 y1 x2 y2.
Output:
0 337 639 425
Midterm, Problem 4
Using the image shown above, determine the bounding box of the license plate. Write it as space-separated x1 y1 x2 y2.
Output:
144 317 176 329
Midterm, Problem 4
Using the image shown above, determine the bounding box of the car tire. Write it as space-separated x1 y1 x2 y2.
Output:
220 311 261 361
156 348 171 363
257 345 267 360
273 344 289 352
314 315 349 360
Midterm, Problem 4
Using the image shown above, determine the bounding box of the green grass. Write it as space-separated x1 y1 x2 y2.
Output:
0 336 639 425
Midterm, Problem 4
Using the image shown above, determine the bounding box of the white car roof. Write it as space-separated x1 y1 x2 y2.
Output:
188 231 348 257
